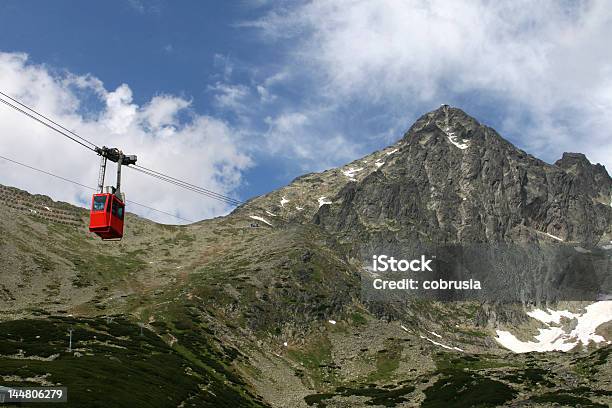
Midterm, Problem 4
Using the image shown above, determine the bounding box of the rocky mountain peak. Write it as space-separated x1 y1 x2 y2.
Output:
407 105 479 131
557 152 590 165
402 105 504 153
555 152 609 178
555 152 612 207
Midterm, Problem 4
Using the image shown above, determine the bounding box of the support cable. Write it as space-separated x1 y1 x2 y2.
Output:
0 153 194 223
0 90 243 207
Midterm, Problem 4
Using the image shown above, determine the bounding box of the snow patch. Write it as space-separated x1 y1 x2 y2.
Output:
318 196 332 207
328 320 336 325
249 215 273 227
295 206 304 211
400 325 409 332
342 167 363 181
375 160 384 168
280 197 289 207
527 308 578 324
571 302 612 345
386 148 398 156
429 331 442 339
420 335 463 352
495 301 612 353
495 328 573 353
265 211 277 217
545 232 563 242
443 126 469 150
44 206 52 212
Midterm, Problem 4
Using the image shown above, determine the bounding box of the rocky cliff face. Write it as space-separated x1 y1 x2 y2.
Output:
314 106 612 248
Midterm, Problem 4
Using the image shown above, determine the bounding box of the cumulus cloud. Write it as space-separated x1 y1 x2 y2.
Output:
0 52 251 223
250 0 612 171
141 95 190 130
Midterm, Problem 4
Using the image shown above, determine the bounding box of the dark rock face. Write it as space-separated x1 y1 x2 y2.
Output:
555 152 612 207
315 106 612 248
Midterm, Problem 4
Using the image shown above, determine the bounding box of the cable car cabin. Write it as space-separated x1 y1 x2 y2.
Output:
89 193 125 240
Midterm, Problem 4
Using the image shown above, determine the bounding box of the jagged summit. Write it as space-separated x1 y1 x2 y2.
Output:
402 105 512 153
409 104 481 131
409 108 610 177
556 152 609 175
556 152 612 207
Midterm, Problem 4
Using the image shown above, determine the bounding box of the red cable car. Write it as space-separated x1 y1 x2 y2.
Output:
89 193 125 240
88 147 137 241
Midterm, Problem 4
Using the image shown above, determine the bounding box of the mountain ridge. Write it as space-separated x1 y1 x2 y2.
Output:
239 106 611 248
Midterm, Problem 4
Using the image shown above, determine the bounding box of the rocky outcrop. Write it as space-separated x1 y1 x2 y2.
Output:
555 152 612 208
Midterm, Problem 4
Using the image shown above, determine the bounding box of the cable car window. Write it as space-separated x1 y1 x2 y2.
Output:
111 200 125 220
92 196 107 211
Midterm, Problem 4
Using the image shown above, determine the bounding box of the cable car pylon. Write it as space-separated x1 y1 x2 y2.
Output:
89 147 137 240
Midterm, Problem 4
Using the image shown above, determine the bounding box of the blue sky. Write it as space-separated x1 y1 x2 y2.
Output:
0 0 611 223
0 2 257 102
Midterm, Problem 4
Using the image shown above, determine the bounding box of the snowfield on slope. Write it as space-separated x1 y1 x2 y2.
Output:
318 196 332 207
341 167 363 181
249 215 273 227
495 301 612 353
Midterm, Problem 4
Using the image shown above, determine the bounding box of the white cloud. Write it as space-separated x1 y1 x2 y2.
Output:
0 52 251 223
208 81 250 111
103 84 138 134
263 110 361 170
141 95 190 130
264 112 310 157
255 71 289 104
251 0 612 171
256 85 276 103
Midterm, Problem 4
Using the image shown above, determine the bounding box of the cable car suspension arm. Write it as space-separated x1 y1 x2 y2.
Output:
95 146 137 196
